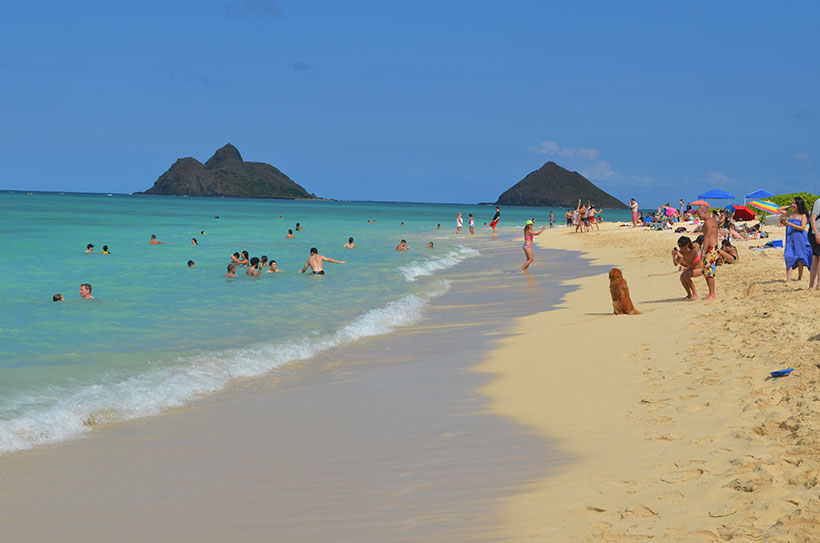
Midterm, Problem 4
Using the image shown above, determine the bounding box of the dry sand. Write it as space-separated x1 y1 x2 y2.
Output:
480 222 820 542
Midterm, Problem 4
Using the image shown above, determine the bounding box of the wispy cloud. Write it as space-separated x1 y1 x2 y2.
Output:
794 152 813 165
226 0 282 18
530 140 615 180
708 171 736 185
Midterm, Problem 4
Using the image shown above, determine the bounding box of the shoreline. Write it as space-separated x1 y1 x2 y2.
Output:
480 222 820 541
0 233 589 542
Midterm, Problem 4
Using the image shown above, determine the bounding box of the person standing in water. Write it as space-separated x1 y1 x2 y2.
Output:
468 214 475 234
489 207 500 233
300 247 346 275
520 220 547 273
456 212 463 234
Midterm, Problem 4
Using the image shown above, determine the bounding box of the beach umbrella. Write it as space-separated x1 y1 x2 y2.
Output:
690 199 710 207
747 200 780 214
697 189 736 200
730 205 756 221
744 189 775 201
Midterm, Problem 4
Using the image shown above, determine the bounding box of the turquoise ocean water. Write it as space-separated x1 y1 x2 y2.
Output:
0 192 630 454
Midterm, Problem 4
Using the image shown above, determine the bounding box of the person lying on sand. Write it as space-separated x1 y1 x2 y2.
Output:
719 239 738 264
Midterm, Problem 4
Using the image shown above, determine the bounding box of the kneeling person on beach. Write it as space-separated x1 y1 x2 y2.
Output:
300 247 346 275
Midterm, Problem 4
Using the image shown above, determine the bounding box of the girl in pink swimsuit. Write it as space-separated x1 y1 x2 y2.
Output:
520 219 547 273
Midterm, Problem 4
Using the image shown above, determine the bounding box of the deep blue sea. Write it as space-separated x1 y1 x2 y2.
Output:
0 192 630 453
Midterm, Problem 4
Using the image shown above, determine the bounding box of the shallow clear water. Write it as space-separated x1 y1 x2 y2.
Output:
0 192 630 453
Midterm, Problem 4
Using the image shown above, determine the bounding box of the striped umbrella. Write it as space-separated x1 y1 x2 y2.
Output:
747 200 780 214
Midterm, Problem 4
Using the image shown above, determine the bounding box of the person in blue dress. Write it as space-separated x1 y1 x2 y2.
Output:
780 196 812 284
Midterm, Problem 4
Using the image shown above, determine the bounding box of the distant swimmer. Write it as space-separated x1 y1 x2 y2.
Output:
191 238 198 245
428 241 434 248
266 260 283 273
396 239 409 251
468 213 475 234
260 256 268 268
238 251 249 266
149 234 167 245
367 220 371 224
286 229 295 239
85 244 95 253
187 260 195 267
489 206 501 233
201 231 207 235
456 212 463 234
344 237 356 249
225 263 237 277
296 223 302 232
300 247 346 275
53 293 64 302
79 283 94 299
231 252 242 264
437 224 440 229
401 221 405 226
279 216 283 220
100 245 110 254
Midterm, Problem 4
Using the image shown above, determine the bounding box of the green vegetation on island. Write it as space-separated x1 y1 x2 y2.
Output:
138 144 315 199
496 162 628 209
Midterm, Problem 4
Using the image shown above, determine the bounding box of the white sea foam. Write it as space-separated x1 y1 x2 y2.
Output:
399 246 480 282
0 282 451 454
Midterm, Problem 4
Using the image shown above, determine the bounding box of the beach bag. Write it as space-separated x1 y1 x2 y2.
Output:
674 226 686 233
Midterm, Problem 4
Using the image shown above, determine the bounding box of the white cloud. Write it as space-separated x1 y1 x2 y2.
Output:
794 152 813 164
709 171 736 185
530 140 615 180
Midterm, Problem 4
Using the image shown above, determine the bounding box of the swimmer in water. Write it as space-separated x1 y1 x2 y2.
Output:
344 237 356 249
428 241 434 248
300 247 346 275
286 229 295 239
231 252 242 264
396 239 409 251
53 293 64 302
187 260 195 267
149 234 167 245
266 260 283 273
100 245 109 254
79 283 94 299
225 263 237 277
85 244 95 253
191 238 198 245
246 257 262 276
295 223 301 232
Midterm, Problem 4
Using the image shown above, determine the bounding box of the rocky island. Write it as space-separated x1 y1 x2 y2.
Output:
496 162 627 209
138 144 315 199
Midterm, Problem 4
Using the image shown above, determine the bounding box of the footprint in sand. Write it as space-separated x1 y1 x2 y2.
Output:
624 504 658 518
660 469 705 484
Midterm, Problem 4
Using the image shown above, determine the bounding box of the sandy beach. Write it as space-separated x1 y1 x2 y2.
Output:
481 221 820 542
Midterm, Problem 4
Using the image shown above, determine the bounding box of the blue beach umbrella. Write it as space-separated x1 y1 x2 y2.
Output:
697 189 736 200
744 189 775 204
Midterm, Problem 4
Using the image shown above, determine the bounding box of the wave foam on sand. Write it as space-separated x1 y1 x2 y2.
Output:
0 281 450 454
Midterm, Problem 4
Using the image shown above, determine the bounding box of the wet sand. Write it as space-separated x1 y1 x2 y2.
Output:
0 236 598 542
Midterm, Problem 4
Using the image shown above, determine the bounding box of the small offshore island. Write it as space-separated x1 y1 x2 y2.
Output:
137 144 316 199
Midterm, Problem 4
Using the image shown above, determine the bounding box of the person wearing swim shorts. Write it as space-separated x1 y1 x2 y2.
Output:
300 247 346 274
489 207 500 233
697 206 718 300
630 198 639 228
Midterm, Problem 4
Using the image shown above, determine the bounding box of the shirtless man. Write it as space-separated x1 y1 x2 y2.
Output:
697 205 718 300
265 260 283 273
285 229 295 239
300 247 346 275
85 244 95 253
225 263 237 277
630 198 639 228
396 239 408 251
79 283 94 299
344 237 356 249
149 234 167 245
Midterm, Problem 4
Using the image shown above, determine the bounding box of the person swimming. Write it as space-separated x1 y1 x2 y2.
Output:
344 237 356 249
85 244 95 253
286 229 295 239
100 245 109 254
396 239 408 251
225 263 237 277
187 260 195 267
191 238 198 245
53 293 64 302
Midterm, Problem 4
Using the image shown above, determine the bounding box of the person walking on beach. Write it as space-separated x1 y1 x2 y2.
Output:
549 211 554 229
300 247 346 275
780 197 812 284
809 197 820 290
489 207 500 233
79 283 94 299
456 212 463 234
697 206 718 300
520 219 547 273
630 199 639 228
588 203 599 232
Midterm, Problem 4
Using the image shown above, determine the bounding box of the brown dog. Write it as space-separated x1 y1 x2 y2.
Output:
609 268 641 315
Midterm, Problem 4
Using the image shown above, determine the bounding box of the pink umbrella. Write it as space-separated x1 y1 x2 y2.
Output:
690 200 710 207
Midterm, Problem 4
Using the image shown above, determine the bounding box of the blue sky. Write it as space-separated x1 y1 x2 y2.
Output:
2 1 818 205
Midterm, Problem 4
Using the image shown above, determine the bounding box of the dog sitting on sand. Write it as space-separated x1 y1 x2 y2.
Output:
609 268 641 315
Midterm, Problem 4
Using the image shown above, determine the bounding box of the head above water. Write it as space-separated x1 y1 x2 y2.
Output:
310 247 318 255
